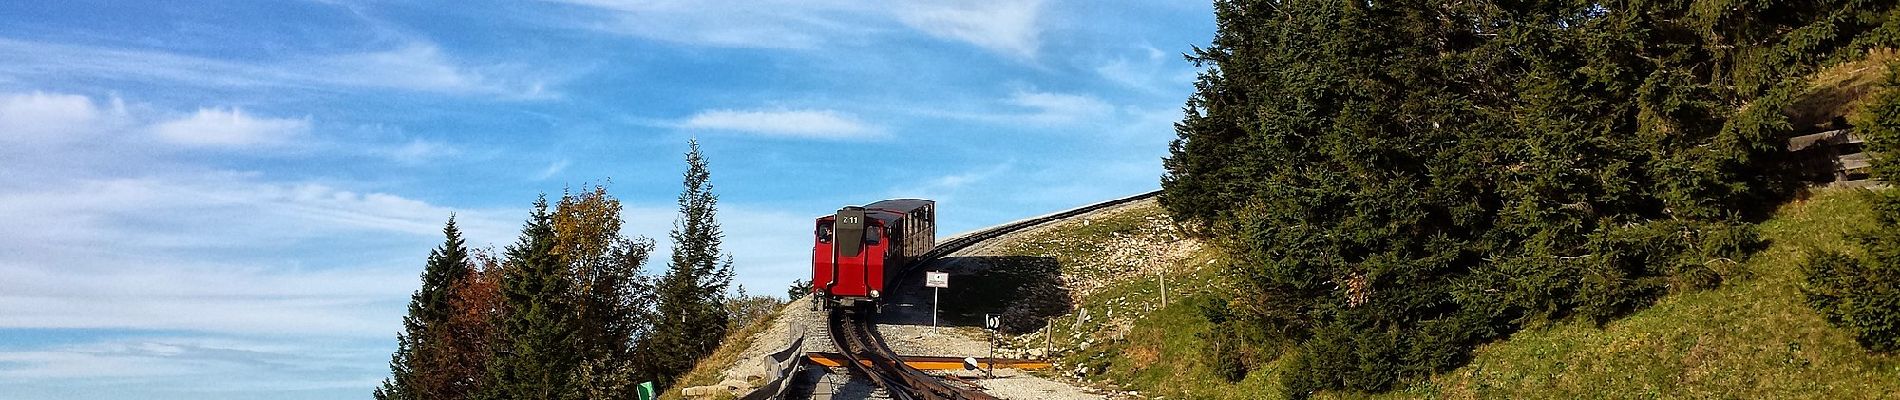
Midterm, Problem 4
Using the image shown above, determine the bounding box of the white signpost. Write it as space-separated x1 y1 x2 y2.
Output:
926 271 949 333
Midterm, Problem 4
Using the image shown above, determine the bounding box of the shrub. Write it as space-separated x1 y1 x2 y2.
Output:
1195 295 1273 382
1802 248 1900 352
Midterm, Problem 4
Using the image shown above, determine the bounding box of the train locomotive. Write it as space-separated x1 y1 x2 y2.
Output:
810 199 936 310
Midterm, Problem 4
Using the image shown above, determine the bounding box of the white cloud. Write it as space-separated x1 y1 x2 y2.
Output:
535 159 571 180
544 0 878 49
311 44 553 98
0 172 519 336
0 91 460 164
372 138 458 164
886 162 1014 205
541 1 1047 59
0 335 384 394
1005 90 1113 124
1096 45 1198 95
0 91 126 143
150 108 310 147
894 0 1046 60
682 108 881 139
0 38 555 99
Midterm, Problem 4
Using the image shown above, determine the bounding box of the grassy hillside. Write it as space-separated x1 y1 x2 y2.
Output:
977 201 1283 398
1346 189 1900 399
657 300 784 400
1002 190 1899 399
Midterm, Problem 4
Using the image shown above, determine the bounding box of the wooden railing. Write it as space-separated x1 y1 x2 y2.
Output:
1787 128 1882 187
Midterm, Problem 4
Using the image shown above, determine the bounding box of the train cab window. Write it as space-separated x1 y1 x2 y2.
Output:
816 222 833 243
864 227 882 244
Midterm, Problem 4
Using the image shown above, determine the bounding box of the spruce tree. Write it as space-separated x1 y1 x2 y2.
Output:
641 140 733 390
1161 0 1898 395
376 217 472 400
480 197 580 400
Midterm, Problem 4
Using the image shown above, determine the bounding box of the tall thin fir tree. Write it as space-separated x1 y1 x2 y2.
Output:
480 197 580 400
376 216 472 400
642 140 734 390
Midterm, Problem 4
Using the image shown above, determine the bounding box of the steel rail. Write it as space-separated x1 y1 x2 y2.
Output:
829 307 919 400
917 190 1161 263
825 189 1161 400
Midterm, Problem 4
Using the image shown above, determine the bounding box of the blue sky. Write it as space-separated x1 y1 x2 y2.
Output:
0 1 1211 398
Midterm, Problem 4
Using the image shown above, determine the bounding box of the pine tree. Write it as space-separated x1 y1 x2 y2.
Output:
376 217 472 400
641 140 734 390
480 197 580 400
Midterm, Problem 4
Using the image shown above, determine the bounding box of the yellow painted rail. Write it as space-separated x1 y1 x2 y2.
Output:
804 352 1052 371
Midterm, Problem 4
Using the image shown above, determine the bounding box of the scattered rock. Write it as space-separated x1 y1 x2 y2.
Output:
679 379 750 398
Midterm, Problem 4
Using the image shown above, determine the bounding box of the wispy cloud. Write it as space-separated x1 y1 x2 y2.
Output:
0 335 387 397
1005 90 1114 124
1095 45 1198 95
0 38 555 99
150 108 310 148
894 0 1046 60
681 108 881 139
369 138 460 165
543 0 880 49
535 159 572 180
886 162 1014 205
0 91 464 165
0 172 519 336
898 89 1117 128
540 1 1047 59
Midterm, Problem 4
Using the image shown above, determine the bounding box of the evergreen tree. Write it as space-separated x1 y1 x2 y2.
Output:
1161 0 1898 396
480 197 580 400
786 278 810 300
376 217 472 400
641 140 734 390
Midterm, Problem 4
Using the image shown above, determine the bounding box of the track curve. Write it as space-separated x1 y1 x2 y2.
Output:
823 190 1161 399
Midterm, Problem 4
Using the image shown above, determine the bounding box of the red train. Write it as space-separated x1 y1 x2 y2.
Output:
810 199 936 309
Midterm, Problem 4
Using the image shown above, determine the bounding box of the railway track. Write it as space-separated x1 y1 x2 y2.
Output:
821 190 1160 400
830 306 996 400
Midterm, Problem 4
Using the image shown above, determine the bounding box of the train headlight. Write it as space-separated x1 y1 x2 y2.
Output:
869 289 880 298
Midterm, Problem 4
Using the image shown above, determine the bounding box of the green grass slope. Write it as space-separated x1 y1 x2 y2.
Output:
1353 189 1900 399
999 191 1899 399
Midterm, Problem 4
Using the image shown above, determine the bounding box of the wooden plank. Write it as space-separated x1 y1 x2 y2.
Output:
1788 129 1858 151
1838 152 1873 171
805 352 1052 370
